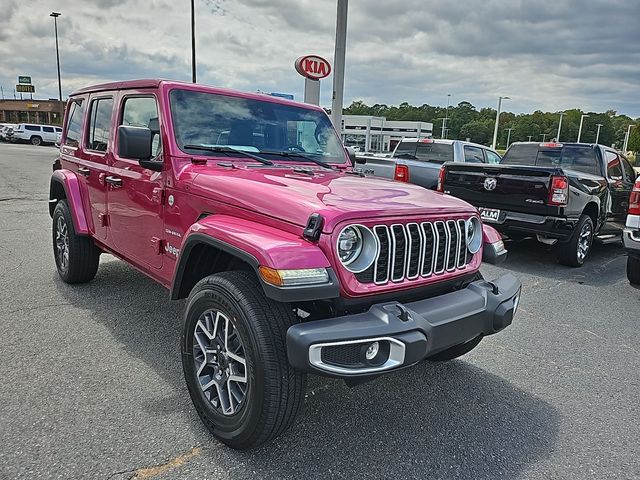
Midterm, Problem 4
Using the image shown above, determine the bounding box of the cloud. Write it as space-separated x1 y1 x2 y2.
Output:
0 0 638 116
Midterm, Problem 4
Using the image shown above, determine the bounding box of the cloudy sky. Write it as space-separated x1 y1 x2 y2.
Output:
1 0 638 116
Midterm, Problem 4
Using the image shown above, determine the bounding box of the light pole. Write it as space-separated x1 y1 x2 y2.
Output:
190 0 196 82
331 0 348 131
441 93 451 138
504 127 514 148
540 133 547 142
577 114 589 142
623 124 635 153
557 112 565 141
595 123 603 144
50 12 63 124
527 135 533 141
491 96 510 149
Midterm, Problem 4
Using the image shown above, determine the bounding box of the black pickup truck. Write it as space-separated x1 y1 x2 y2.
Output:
439 142 637 266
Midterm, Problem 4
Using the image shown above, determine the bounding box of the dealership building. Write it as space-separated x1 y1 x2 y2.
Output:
0 99 66 125
341 115 433 153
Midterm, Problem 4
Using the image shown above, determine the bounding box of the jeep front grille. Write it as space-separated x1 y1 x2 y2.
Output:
356 220 469 285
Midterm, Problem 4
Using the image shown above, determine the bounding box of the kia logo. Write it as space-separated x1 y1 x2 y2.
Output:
294 55 332 80
484 178 497 191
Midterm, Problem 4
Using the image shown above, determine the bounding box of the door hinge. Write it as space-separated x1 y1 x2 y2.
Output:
151 236 163 255
99 213 109 227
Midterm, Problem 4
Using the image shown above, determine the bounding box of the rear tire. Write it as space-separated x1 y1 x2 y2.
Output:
52 200 100 283
427 336 483 361
628 255 640 286
558 214 594 267
30 136 42 146
182 271 306 450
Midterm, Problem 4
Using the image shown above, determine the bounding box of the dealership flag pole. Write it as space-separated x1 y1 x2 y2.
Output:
331 0 348 134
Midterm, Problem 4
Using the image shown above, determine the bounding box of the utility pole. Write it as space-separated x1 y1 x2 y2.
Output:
504 127 514 148
331 0 348 132
50 12 63 123
491 96 510 149
577 114 589 142
623 124 635 153
595 123 603 144
190 0 196 83
557 112 565 141
441 93 451 138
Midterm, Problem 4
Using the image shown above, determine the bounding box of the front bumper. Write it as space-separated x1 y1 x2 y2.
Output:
286 273 521 377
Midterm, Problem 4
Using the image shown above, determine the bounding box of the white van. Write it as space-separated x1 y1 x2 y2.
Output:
8 124 63 146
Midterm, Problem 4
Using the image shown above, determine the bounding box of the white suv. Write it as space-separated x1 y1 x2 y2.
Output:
8 124 62 146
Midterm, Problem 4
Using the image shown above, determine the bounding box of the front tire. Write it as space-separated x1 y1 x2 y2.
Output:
628 255 640 286
52 200 100 283
182 271 306 450
558 214 594 267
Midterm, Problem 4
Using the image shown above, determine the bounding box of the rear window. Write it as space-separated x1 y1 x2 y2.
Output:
395 141 453 163
502 144 599 175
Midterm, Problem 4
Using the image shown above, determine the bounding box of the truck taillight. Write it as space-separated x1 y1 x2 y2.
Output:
394 164 409 182
548 175 569 206
629 179 640 215
437 166 446 192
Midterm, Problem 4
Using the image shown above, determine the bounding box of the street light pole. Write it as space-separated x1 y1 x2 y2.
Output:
441 93 451 139
595 123 603 144
623 124 635 153
557 112 564 141
190 0 196 83
577 114 589 142
527 135 533 141
50 12 63 124
540 133 547 142
330 0 348 132
504 127 514 148
491 96 510 149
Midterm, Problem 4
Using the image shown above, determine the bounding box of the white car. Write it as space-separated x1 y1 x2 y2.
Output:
0 124 16 142
8 123 62 146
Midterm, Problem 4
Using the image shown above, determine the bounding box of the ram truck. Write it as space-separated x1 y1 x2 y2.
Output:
624 176 640 286
49 79 520 449
440 142 636 266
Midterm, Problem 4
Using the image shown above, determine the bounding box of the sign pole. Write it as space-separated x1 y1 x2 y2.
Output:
303 79 320 105
331 0 348 133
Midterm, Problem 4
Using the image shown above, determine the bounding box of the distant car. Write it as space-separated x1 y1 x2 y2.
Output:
8 123 62 146
0 124 16 142
624 176 640 286
354 138 502 189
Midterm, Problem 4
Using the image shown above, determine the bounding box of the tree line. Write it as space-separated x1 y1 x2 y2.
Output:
343 100 640 152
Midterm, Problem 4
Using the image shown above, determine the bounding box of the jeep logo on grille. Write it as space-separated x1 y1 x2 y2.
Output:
484 178 497 191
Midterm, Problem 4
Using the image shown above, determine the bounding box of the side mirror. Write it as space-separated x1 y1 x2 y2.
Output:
345 146 357 166
118 125 162 172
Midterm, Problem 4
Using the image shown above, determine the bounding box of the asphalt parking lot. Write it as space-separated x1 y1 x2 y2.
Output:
0 142 638 480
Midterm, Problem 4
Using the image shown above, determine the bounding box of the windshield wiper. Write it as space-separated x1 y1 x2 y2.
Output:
259 150 337 170
183 145 273 165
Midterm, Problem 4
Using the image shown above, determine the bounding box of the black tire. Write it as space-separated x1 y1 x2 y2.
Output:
30 136 42 146
558 214 594 267
628 255 640 286
182 271 306 450
52 200 100 283
426 335 483 362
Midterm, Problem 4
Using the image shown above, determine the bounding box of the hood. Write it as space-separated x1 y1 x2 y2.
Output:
189 166 475 232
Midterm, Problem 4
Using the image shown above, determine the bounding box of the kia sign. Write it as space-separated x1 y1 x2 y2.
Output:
295 55 331 80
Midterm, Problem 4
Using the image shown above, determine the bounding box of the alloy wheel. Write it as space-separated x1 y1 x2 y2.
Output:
577 222 593 262
55 216 69 271
193 309 248 416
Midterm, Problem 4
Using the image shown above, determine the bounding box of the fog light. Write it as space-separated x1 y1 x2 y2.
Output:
365 341 379 360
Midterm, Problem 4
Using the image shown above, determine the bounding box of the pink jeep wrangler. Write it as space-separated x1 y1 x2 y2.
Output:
49 79 521 449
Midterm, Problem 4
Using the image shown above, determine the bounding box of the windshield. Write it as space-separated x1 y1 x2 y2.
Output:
169 89 346 164
502 144 599 175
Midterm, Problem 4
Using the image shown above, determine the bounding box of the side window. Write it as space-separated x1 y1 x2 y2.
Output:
55 127 62 133
87 98 114 152
485 150 502 164
43 126 54 133
25 125 40 132
464 145 485 163
64 101 85 148
605 151 623 180
121 96 161 157
620 156 636 182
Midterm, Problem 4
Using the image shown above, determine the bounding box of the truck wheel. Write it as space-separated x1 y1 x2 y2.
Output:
52 200 100 283
182 271 306 450
558 214 593 267
628 255 640 285
30 136 42 146
426 335 483 361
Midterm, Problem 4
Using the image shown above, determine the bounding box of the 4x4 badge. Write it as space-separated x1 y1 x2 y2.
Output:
484 178 497 191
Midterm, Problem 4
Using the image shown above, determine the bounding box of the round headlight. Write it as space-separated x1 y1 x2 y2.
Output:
337 225 378 273
466 216 482 254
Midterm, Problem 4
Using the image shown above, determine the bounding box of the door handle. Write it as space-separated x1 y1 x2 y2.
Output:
77 166 90 177
105 176 123 188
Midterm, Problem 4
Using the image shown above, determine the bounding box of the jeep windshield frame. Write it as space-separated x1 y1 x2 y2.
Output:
169 89 347 165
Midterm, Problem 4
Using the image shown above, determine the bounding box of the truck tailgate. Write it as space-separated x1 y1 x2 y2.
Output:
442 163 562 218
